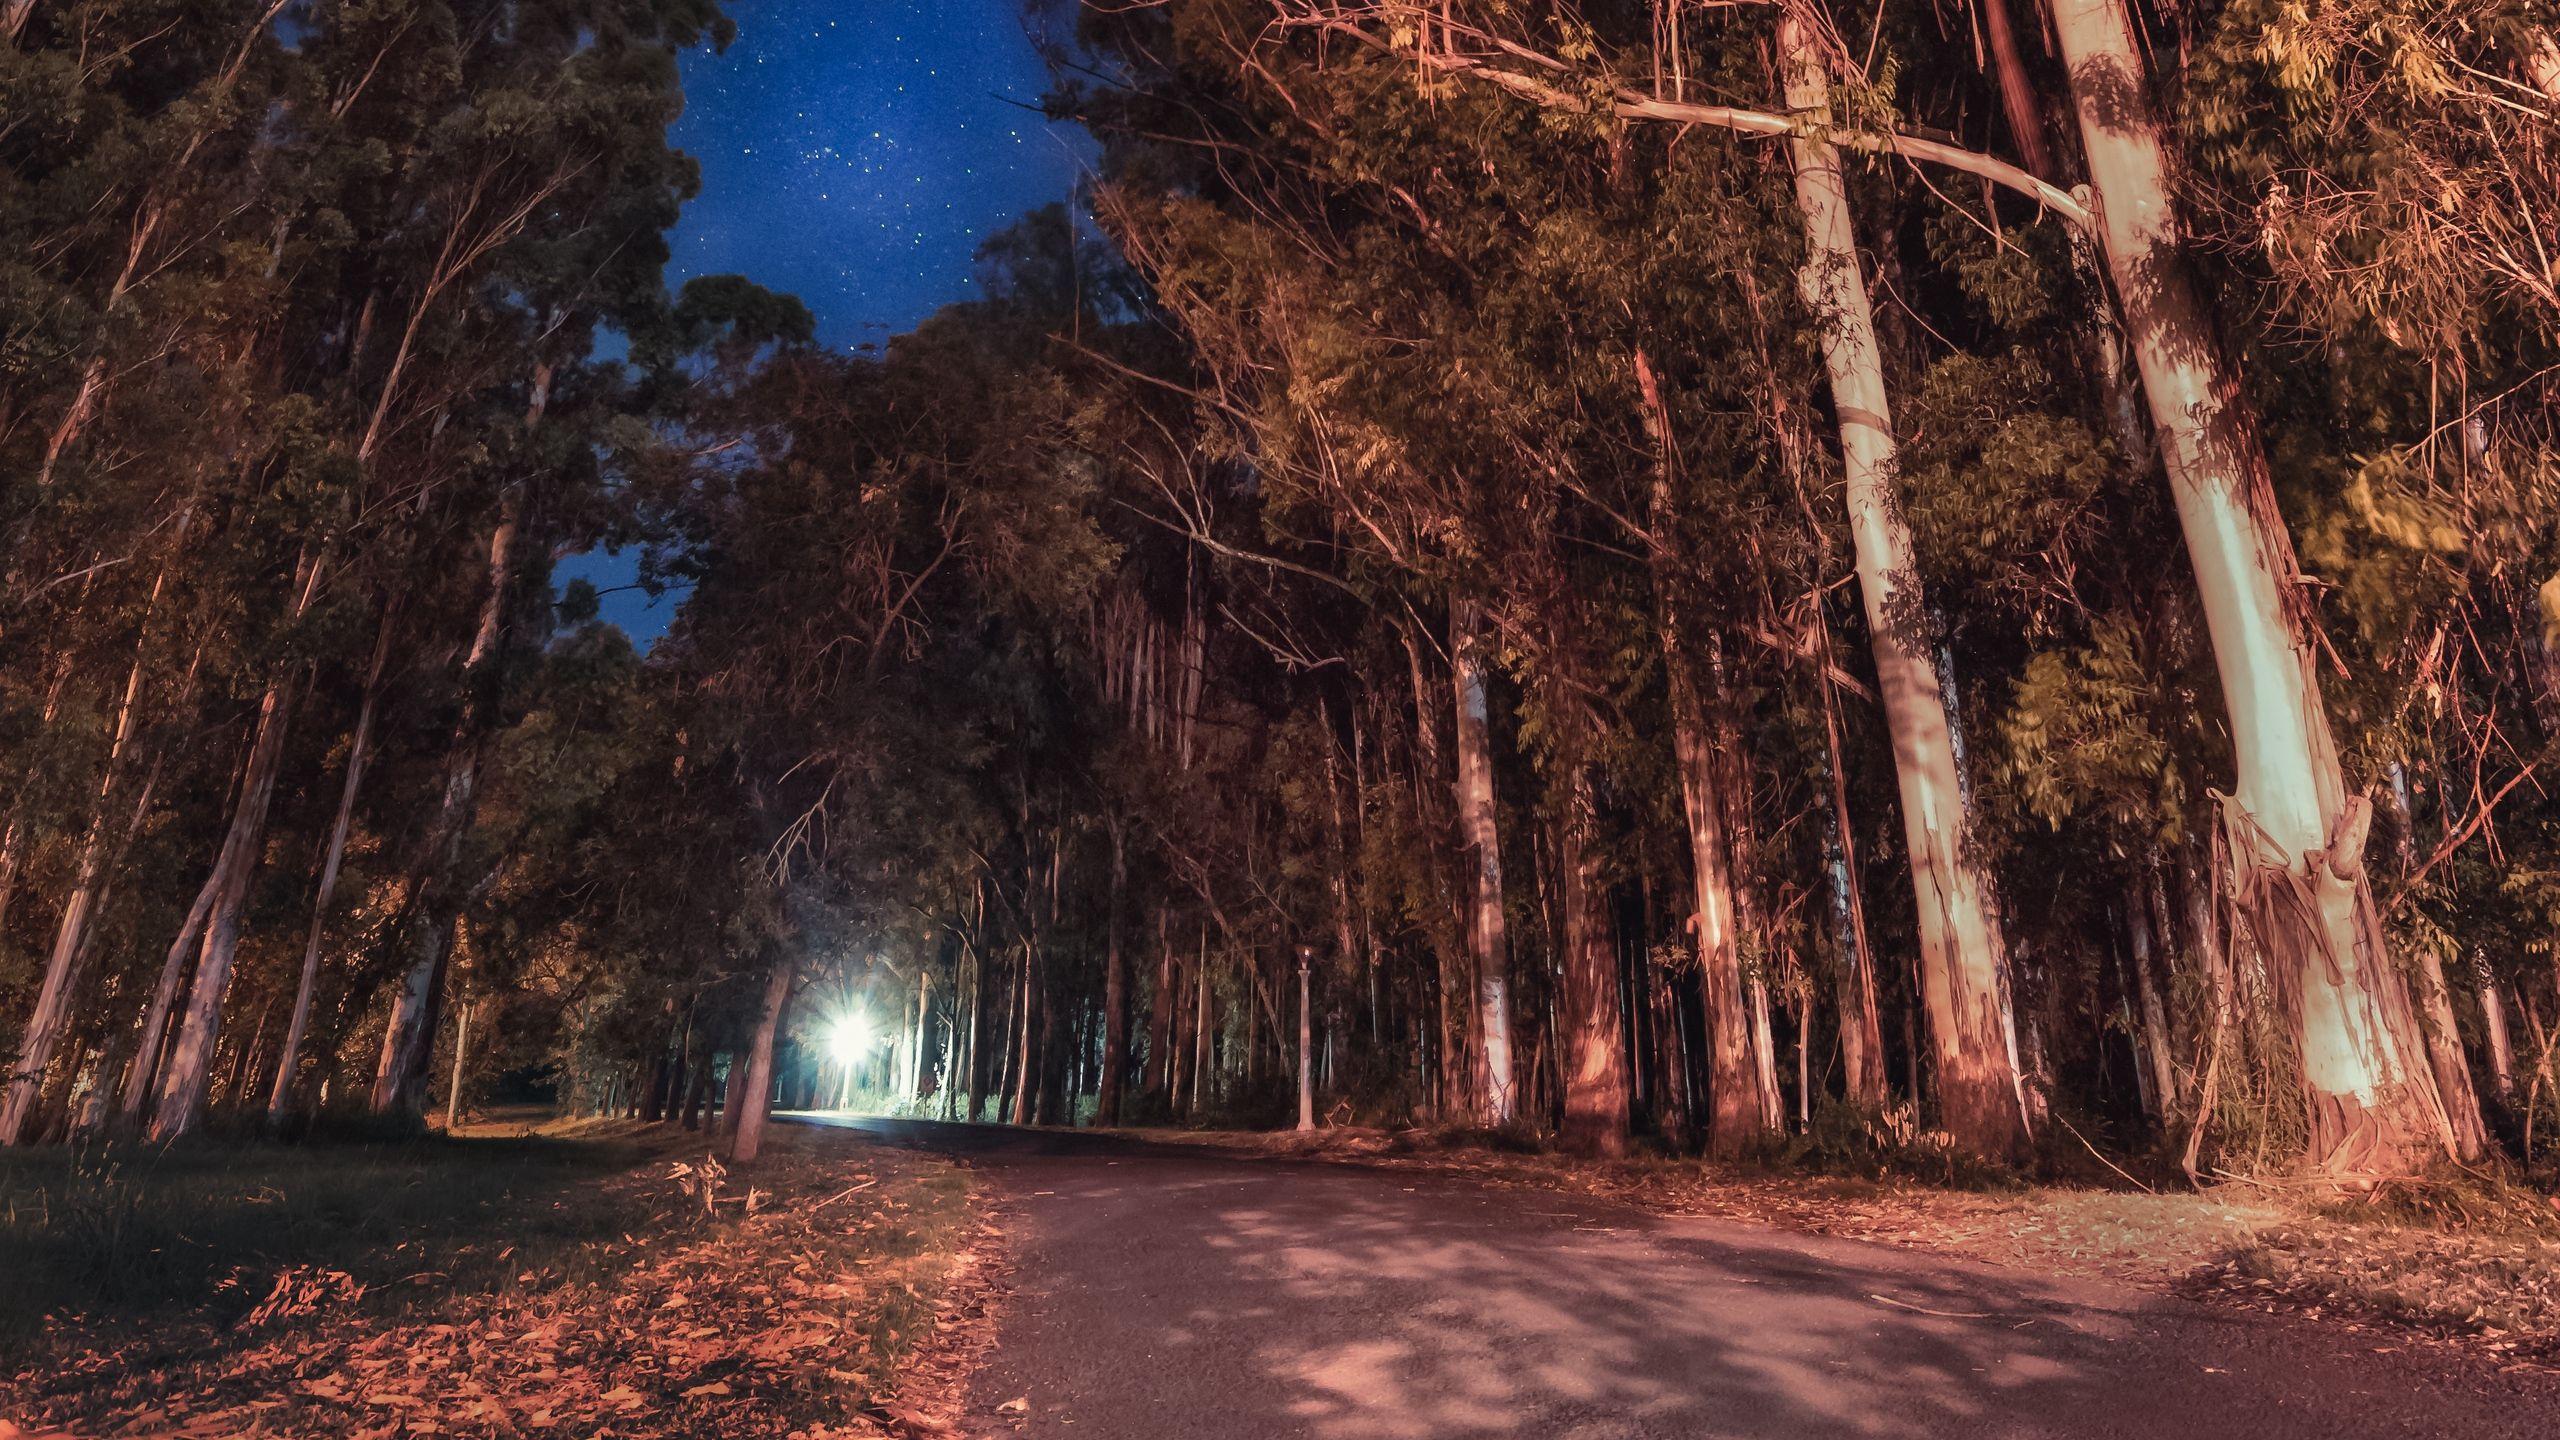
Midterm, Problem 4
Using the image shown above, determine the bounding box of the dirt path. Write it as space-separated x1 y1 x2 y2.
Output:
795 1115 2558 1438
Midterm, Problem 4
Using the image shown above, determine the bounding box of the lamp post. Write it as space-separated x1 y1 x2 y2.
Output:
1295 944 1316 1132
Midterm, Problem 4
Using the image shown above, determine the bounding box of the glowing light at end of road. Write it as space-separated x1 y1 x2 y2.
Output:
827 1012 875 1067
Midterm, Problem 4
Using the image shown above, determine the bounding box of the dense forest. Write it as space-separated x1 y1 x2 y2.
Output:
3 0 2557 1192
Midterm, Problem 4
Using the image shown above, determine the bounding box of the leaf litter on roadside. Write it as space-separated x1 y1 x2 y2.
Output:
2 1127 979 1439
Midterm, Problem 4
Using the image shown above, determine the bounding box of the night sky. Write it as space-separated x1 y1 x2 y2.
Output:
565 0 1091 642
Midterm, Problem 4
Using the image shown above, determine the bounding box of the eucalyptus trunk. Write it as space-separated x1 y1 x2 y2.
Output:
1781 14 2030 1159
1665 641 1774 1153
730 960 793 1164
1648 967 1690 1148
1098 827 1131 1125
910 972 934 1099
1323 719 1361 1124
2176 852 2244 1178
2412 943 2490 1157
2527 34 2560 102
121 868 219 1120
1977 0 2056 178
148 659 305 1141
1814 632 1889 1109
1190 943 1212 1113
0 570 171 1143
268 603 395 1124
1010 944 1039 1125
1637 353 1778 1153
1144 911 1175 1105
1 819 109 1144
1161 943 1186 1117
2476 962 2516 1104
1711 662 1789 1135
1296 951 1316 1132
2049 0 2461 1174
1449 600 1516 1124
1555 770 1630 1157
2127 892 2178 1120
968 890 994 1117
680 1035 713 1131
718 1047 747 1136
370 466 529 1116
443 997 473 1131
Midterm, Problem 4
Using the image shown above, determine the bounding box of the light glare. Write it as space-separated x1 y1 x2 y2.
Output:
827 1012 874 1067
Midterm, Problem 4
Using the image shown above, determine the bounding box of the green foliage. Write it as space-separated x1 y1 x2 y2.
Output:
1769 1097 2024 1190
1901 350 2114 613
1997 618 2183 844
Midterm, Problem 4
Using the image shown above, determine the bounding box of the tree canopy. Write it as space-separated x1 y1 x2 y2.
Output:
5 0 2560 1191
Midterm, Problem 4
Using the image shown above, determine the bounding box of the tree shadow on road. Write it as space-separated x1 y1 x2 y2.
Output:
879 1119 2560 1440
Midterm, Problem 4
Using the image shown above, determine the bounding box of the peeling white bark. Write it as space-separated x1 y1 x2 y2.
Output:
2048 0 2455 1175
1781 14 2030 1159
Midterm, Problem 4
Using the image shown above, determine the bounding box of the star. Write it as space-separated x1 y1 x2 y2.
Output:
666 0 1095 347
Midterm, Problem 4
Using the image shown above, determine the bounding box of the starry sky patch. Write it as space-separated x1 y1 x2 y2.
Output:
570 0 1092 642
668 0 1093 348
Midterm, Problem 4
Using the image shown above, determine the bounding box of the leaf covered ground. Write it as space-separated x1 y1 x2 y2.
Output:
0 1119 986 1439
1162 1123 2560 1364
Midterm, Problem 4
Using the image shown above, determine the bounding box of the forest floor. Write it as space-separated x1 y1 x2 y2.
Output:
1162 1123 2560 1365
0 1115 989 1439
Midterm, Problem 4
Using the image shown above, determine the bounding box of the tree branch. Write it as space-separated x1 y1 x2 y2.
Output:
1297 14 2093 230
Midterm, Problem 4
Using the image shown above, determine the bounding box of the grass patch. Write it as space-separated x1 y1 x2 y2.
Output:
1 1118 980 1438
0 1119 663 1339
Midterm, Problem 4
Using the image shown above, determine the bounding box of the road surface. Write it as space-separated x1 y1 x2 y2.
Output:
791 1115 2558 1438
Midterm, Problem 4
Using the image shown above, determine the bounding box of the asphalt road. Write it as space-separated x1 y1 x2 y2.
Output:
790 1115 2560 1439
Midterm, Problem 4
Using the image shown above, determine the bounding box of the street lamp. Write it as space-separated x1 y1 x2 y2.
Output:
827 1011 874 1070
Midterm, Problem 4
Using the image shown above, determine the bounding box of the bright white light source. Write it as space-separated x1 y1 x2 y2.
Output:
827 1012 874 1067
